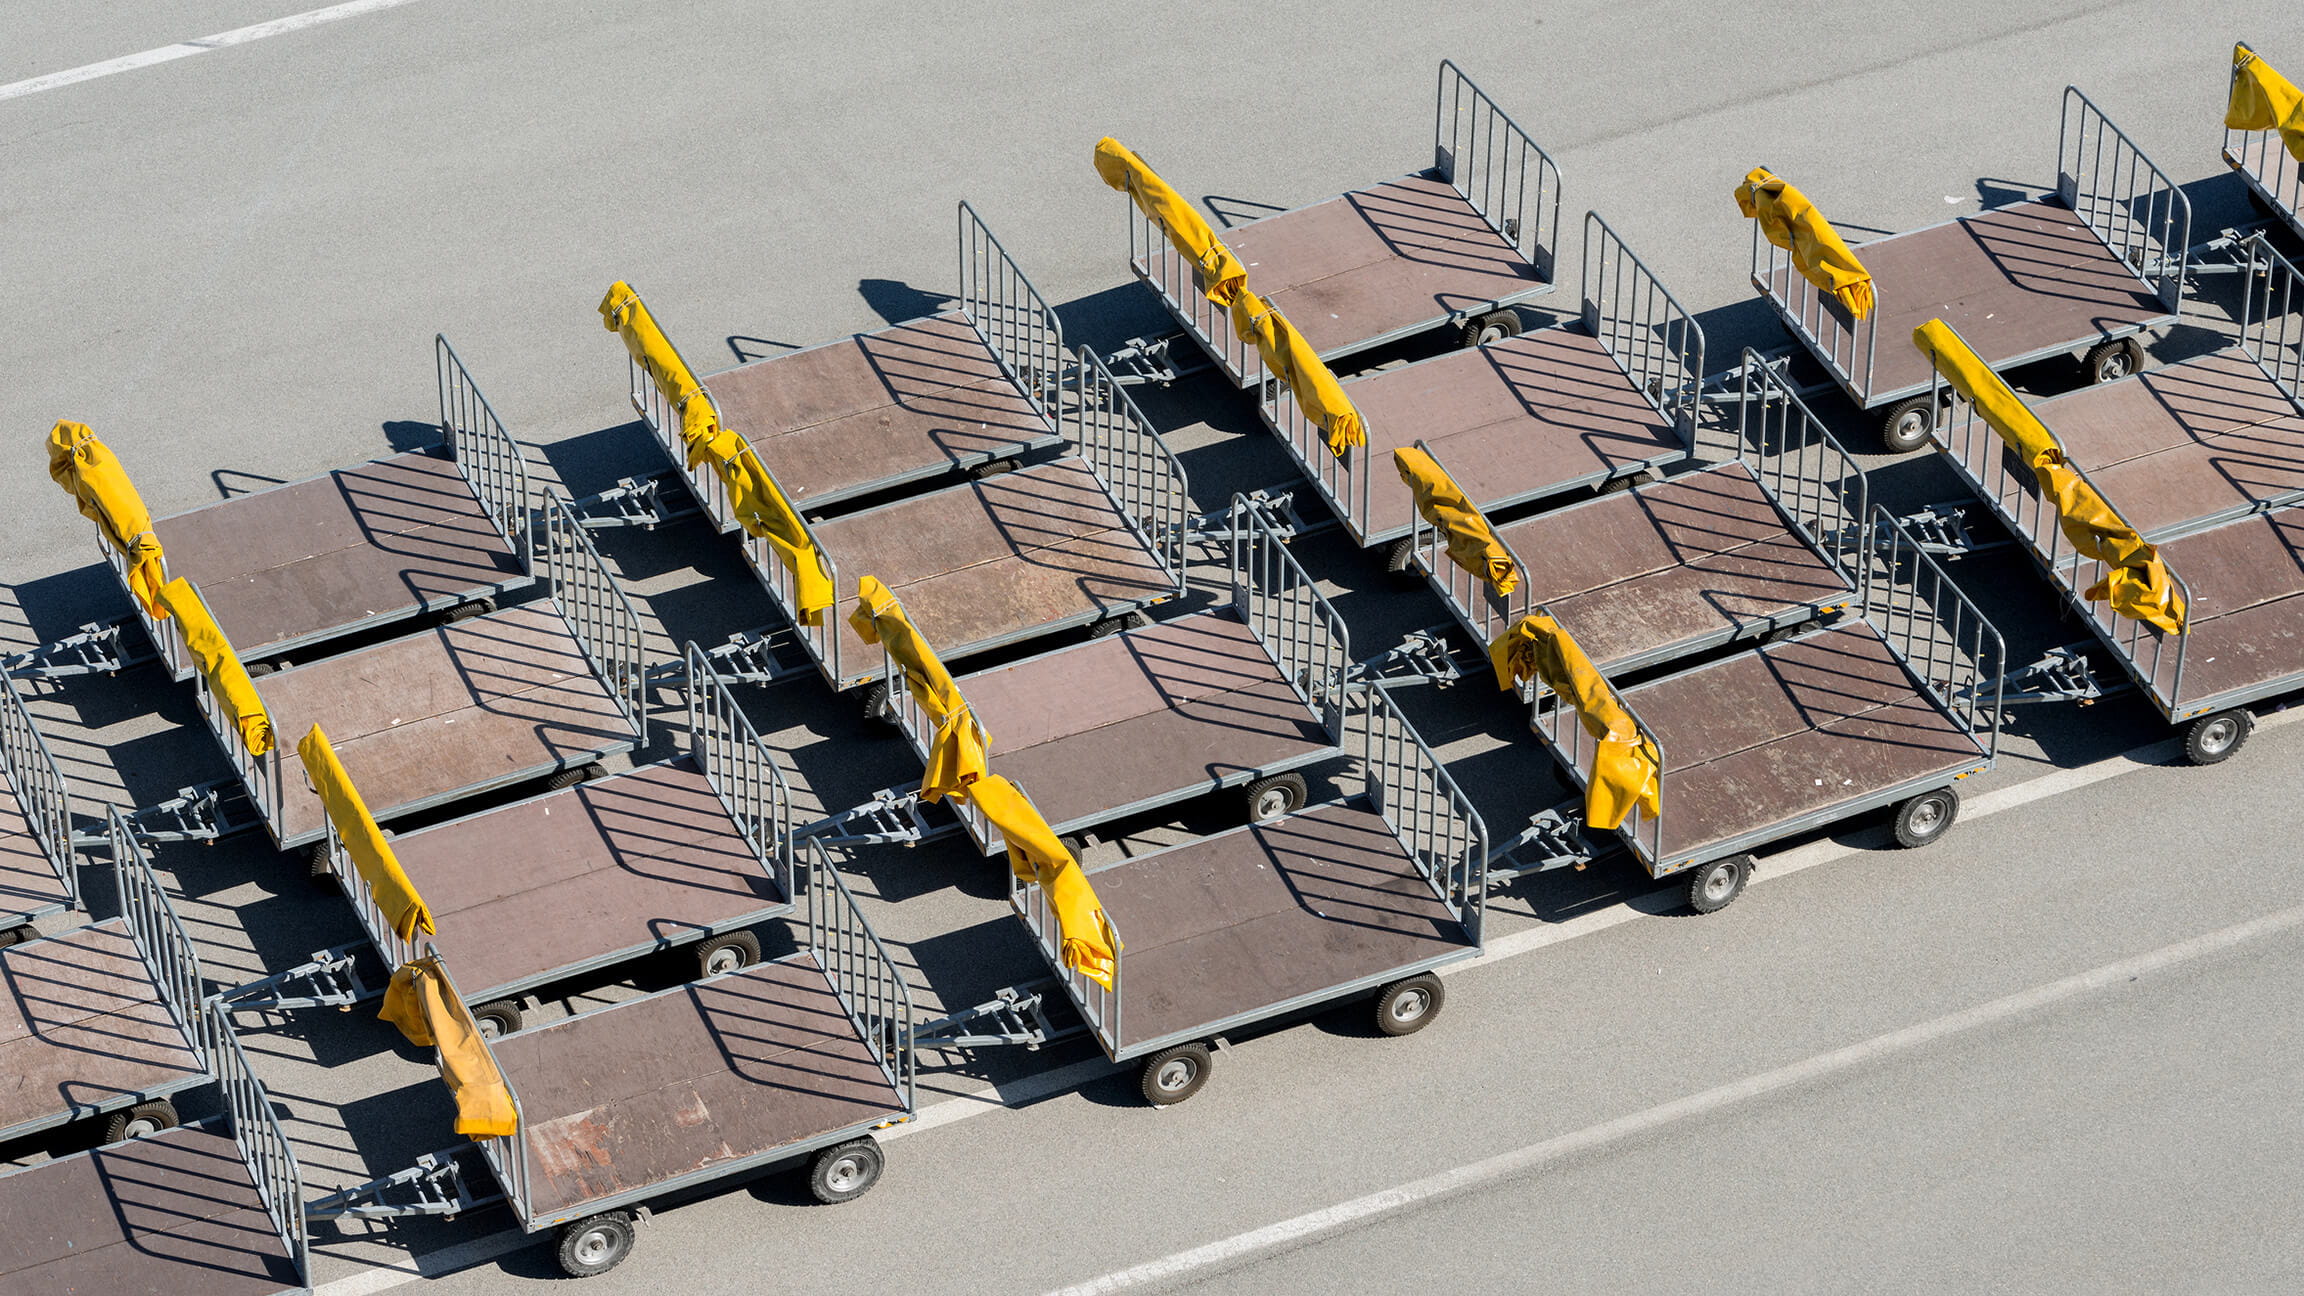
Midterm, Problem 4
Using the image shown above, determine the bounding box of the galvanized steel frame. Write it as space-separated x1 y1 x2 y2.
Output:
436 333 535 574
540 492 647 746
198 996 308 1290
957 200 1065 416
0 671 75 925
2224 42 2304 241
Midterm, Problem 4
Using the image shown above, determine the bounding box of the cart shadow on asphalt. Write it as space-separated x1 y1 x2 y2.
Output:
727 335 800 364
857 277 956 330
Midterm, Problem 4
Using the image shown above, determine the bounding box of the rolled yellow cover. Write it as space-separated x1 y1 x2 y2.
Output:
1735 168 1876 320
1230 289 1365 457
1094 138 1247 306
1393 447 1518 593
379 958 517 1137
960 775 1120 989
1911 319 2185 633
46 422 168 620
1489 614 1660 831
848 576 989 802
2227 44 2304 164
297 725 434 942
155 579 273 756
599 282 835 625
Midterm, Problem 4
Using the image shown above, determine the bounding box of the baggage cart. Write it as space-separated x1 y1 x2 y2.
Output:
0 671 76 945
2224 42 2304 241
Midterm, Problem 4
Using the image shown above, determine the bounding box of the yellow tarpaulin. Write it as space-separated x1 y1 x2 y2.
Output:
1488 615 1660 831
296 725 434 942
155 579 274 757
1735 168 1877 320
958 775 1120 989
1093 137 1247 307
46 422 168 621
1911 319 2186 633
379 958 517 1138
1393 447 1518 593
599 282 835 625
2227 43 2304 165
848 576 989 802
1229 289 1365 457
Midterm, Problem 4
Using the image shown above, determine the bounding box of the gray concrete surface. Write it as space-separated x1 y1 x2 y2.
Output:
2 2 2299 1293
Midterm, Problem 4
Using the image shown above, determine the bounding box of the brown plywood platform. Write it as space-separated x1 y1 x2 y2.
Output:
493 952 904 1221
0 1124 298 1296
812 458 1173 686
956 612 1334 835
386 760 783 1000
2019 348 2304 539
1770 200 2168 403
1339 326 1685 540
703 312 1060 507
0 770 70 922
256 603 638 845
155 451 524 660
2092 509 2304 705
1085 800 1472 1052
0 920 202 1138
1490 462 1852 668
1618 623 1986 861
1208 174 1545 367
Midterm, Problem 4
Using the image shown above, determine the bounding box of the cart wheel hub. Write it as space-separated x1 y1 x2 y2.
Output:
1254 790 1290 820
573 1230 615 1265
1389 989 1431 1023
705 947 742 975
1702 867 1738 903
1155 1059 1197 1092
2199 718 2239 752
1908 799 1945 833
825 1156 867 1193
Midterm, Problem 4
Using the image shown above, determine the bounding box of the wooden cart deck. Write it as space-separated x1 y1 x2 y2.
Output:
1193 173 1545 380
492 952 905 1221
0 1124 299 1296
1086 800 1472 1054
2083 509 2304 706
0 770 70 923
956 611 1334 838
154 451 525 663
703 312 1060 508
385 760 783 1002
255 603 638 846
2022 347 2304 539
0 921 202 1139
1619 623 1987 861
813 458 1174 687
1490 461 1853 670
1771 199 2169 403
1343 326 1685 541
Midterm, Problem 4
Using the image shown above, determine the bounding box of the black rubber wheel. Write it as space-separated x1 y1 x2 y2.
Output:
806 1136 885 1204
0 925 35 949
470 1001 523 1039
306 841 336 882
1891 788 1960 849
544 763 604 792
439 597 496 626
856 679 898 727
1373 973 1446 1037
101 1099 178 1144
1380 536 1419 576
243 660 278 678
1596 468 1659 496
1879 395 1940 454
555 1211 637 1278
1457 309 1524 349
1139 1042 1214 1106
1088 611 1152 640
1685 855 1753 914
2082 338 2144 385
1242 772 1308 824
695 929 761 978
2181 709 2253 766
968 457 1020 480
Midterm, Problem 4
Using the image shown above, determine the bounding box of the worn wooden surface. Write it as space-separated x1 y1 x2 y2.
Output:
0 919 202 1138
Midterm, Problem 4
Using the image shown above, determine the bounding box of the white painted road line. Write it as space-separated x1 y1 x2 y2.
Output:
0 0 426 103
1046 900 2304 1295
311 712 2298 1294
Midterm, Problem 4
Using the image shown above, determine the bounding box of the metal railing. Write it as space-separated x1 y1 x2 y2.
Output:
2058 85 2191 313
1407 440 1535 660
686 644 794 904
1436 59 1563 286
1585 212 1704 439
1859 506 2006 755
1232 495 1348 739
1732 345 1869 586
102 532 187 678
109 808 208 1069
621 290 738 535
2224 43 2304 236
1524 614 1669 869
2242 232 2304 417
958 201 1064 414
199 997 307 1286
1007 786 1124 1048
0 672 75 915
799 838 914 1111
177 580 284 843
1122 156 1258 386
1067 345 1192 589
1259 359 1378 545
1356 675 1487 937
540 493 646 745
437 334 534 573
438 950 535 1227
322 813 416 973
